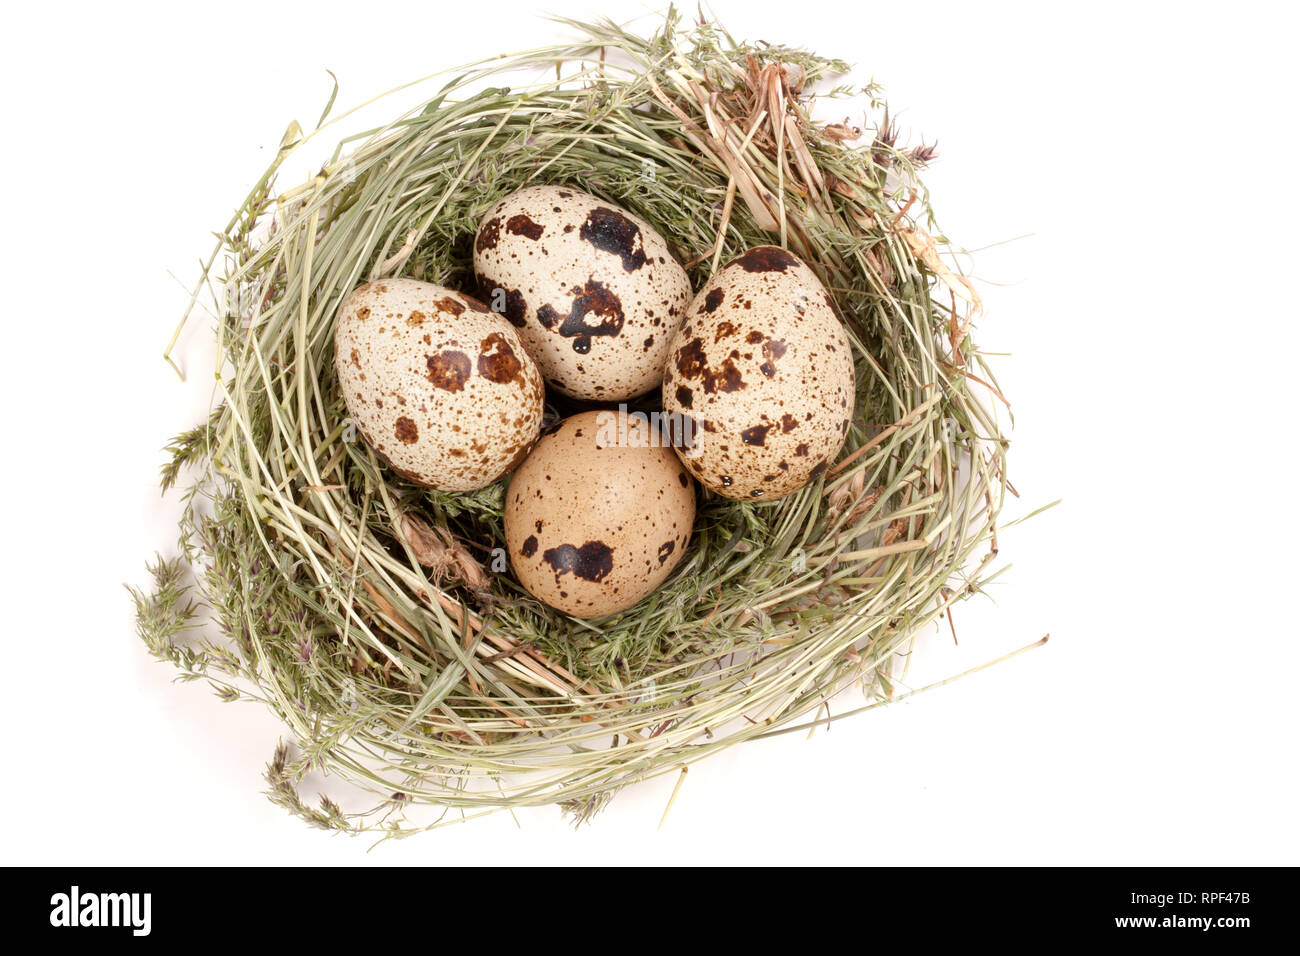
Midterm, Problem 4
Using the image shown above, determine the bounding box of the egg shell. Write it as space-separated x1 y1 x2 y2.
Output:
334 277 545 491
661 246 856 500
472 185 693 401
504 410 695 618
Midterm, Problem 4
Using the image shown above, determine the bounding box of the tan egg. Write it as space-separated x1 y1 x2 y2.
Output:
661 246 855 500
472 185 692 401
334 277 544 491
504 410 695 618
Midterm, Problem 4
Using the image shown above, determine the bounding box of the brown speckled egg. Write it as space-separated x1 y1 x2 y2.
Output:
504 410 695 618
334 277 544 491
661 246 855 500
472 185 692 401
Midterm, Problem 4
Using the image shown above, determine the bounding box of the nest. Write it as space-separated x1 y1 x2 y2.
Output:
135 13 1017 836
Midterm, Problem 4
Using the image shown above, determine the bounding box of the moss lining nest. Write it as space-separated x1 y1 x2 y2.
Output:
135 12 1025 837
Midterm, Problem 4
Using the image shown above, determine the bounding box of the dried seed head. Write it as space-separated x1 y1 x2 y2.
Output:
400 512 451 571
829 473 883 524
908 142 939 165
874 111 899 151
779 61 806 95
399 511 490 591
822 118 862 142
451 546 491 592
881 517 909 547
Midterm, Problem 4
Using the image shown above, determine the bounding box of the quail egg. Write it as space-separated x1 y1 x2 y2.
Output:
473 185 692 401
504 410 695 618
334 277 544 491
661 246 855 500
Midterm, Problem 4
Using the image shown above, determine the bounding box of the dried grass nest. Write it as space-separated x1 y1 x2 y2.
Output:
134 12 1040 837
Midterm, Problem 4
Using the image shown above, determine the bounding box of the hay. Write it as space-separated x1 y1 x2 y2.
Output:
134 12 1022 837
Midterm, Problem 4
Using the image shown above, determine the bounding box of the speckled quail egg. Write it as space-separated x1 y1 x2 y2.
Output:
334 277 545 491
661 246 856 500
472 185 693 401
504 410 695 618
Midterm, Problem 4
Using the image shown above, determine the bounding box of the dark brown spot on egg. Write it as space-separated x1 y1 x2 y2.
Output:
710 360 744 393
394 416 419 444
795 442 810 457
506 214 545 240
477 332 524 385
349 348 361 369
674 337 745 394
407 310 427 326
713 320 738 343
746 330 764 344
675 385 694 409
741 424 771 446
543 541 614 584
434 297 465 317
541 278 625 353
499 287 528 328
656 541 676 566
476 217 502 252
356 307 371 321
426 351 471 391
676 338 707 378
781 413 799 433
579 207 646 271
677 473 689 488
735 245 799 273
759 338 788 378
520 535 538 558
703 288 724 312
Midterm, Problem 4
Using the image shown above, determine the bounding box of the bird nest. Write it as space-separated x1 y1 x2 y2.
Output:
134 12 1021 837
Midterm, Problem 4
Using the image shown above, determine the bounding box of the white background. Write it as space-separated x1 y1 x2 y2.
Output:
2 0 1297 865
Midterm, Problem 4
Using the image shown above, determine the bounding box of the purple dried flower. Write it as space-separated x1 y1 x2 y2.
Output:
908 142 939 165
